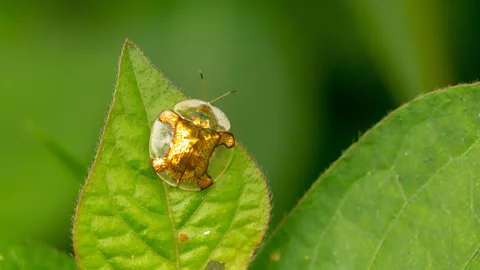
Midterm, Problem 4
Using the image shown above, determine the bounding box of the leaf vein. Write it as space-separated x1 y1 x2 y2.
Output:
368 137 480 269
468 163 480 225
116 211 176 265
125 46 180 268
337 211 377 239
163 186 181 268
415 231 435 268
307 174 366 269
463 241 480 270
200 182 246 269
93 237 115 270
177 189 214 231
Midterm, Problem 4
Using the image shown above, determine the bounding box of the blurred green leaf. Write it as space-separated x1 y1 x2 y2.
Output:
349 1 451 103
0 238 76 270
251 83 480 269
24 120 86 182
73 40 270 269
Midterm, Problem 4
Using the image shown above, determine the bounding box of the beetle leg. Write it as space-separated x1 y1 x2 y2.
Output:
197 174 213 189
159 110 179 127
152 157 167 172
217 132 235 148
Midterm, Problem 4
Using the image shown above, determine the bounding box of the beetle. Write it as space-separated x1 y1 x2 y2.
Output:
149 73 236 191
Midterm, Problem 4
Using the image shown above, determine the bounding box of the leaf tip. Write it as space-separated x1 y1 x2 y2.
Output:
124 37 134 45
123 38 140 54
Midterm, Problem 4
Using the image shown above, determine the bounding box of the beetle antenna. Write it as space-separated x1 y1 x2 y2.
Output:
199 70 206 102
209 90 237 104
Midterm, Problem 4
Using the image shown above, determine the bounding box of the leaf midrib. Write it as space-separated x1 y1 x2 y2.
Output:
126 44 181 269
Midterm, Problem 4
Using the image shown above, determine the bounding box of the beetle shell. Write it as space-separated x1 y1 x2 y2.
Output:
149 99 235 191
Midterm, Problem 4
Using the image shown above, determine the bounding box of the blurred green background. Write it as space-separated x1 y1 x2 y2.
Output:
1 1 479 254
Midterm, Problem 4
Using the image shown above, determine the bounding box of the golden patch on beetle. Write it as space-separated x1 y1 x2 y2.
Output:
152 109 235 189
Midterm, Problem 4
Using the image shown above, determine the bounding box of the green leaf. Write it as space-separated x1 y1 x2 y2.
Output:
251 83 480 269
24 120 86 182
73 40 270 269
350 1 451 103
0 238 76 270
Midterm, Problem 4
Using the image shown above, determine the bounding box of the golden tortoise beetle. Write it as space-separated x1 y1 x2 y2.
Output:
149 79 236 191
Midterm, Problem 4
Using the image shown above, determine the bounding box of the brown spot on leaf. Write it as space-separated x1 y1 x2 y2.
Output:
270 251 280 261
179 233 189 243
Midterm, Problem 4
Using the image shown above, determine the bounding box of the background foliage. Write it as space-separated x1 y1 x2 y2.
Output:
1 0 480 256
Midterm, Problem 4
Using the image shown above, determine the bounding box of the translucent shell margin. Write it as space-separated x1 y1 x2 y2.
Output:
149 99 235 191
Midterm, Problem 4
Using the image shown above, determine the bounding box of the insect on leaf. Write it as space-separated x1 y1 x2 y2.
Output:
73 39 270 269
